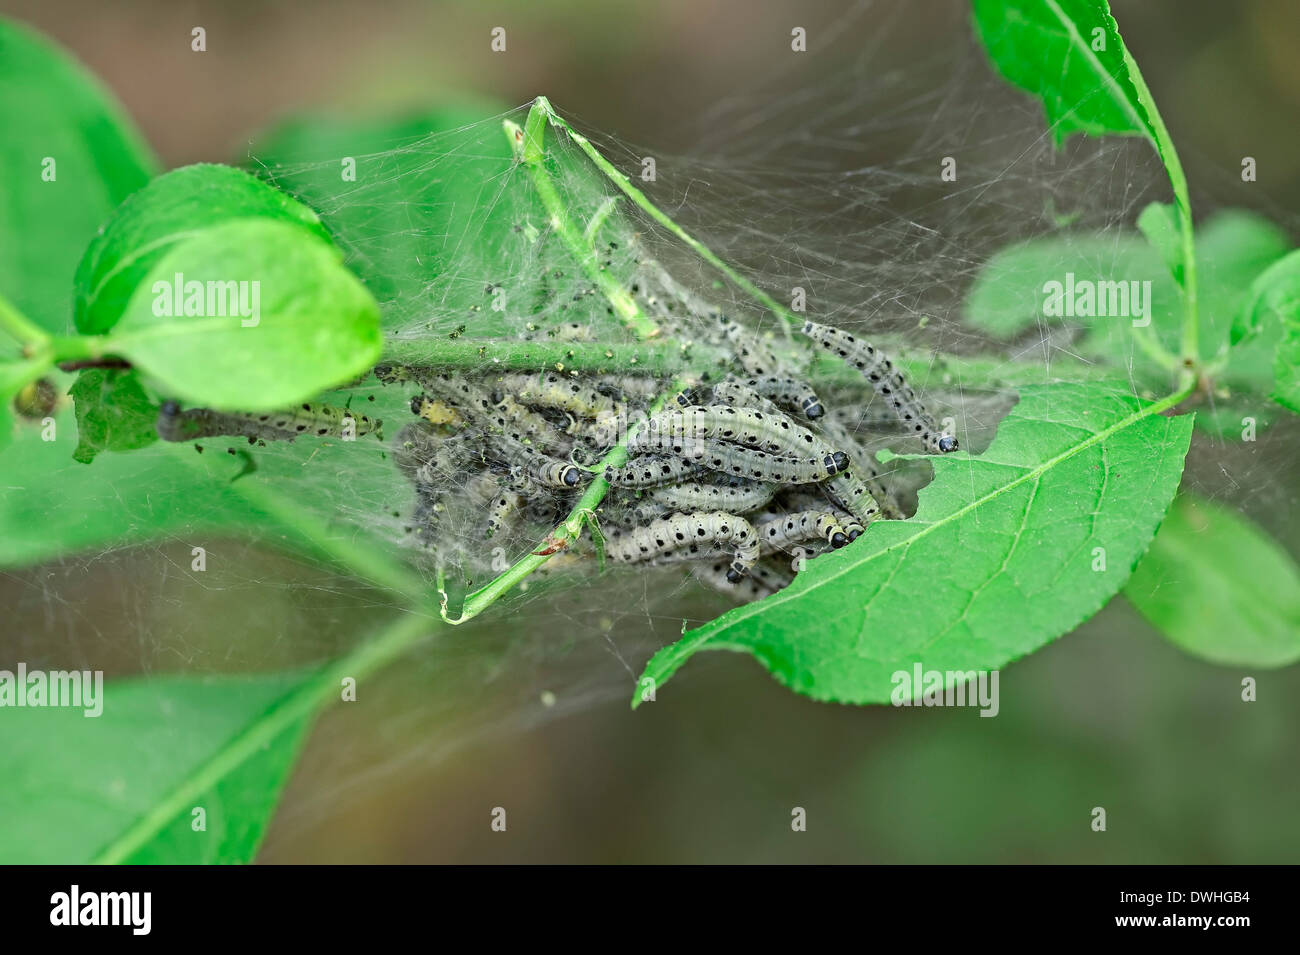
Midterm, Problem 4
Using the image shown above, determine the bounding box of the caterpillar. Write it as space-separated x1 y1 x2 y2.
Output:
604 454 705 488
607 510 759 581
157 401 381 443
641 479 778 516
800 319 957 453
815 417 904 520
669 438 848 484
630 405 840 460
826 469 884 524
485 489 524 540
756 510 852 552
708 378 784 417
739 376 825 419
493 372 619 420
489 436 587 489
393 423 472 487
407 373 568 454
720 317 780 377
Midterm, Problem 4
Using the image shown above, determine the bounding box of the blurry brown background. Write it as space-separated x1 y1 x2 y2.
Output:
3 0 1298 862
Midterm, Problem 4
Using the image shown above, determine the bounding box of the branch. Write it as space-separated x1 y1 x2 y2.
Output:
533 95 797 341
505 111 660 341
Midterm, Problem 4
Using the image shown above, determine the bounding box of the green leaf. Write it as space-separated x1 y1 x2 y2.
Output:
965 211 1290 376
0 671 314 863
971 0 1152 147
1137 201 1183 284
0 17 157 334
965 232 1170 339
970 0 1199 360
68 368 159 463
633 382 1193 706
104 218 382 411
0 402 263 566
1230 250 1300 410
75 163 330 335
1126 494 1300 667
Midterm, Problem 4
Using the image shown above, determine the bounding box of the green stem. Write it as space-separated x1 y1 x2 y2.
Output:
1120 49 1199 364
381 335 727 377
0 292 51 351
533 95 797 337
505 113 660 341
92 610 435 864
442 385 679 624
383 332 1113 392
47 334 111 362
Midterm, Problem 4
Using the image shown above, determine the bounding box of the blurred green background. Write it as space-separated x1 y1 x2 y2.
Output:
1 0 1297 862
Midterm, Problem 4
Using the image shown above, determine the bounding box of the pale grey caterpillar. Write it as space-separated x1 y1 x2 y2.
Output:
607 510 759 581
630 406 844 463
800 319 957 454
756 510 853 552
156 401 381 444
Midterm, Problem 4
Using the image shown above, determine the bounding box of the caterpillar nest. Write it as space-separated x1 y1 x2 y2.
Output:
152 259 958 605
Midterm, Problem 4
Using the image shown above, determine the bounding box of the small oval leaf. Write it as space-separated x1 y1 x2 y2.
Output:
106 218 381 411
75 163 330 335
1126 494 1300 667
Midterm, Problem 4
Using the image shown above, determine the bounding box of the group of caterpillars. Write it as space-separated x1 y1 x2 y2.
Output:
372 266 956 602
149 262 957 605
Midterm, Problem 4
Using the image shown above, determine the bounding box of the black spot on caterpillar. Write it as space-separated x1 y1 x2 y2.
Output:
800 319 957 453
607 510 759 581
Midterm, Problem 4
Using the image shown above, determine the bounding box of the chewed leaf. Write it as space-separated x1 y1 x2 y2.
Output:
75 163 330 335
69 368 160 463
633 382 1193 706
105 218 382 411
1126 494 1300 668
